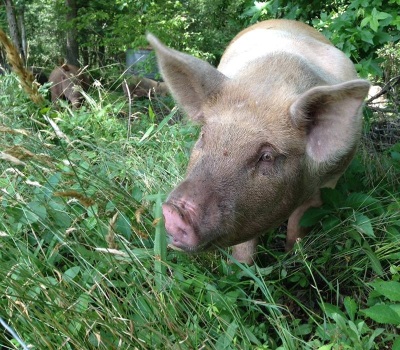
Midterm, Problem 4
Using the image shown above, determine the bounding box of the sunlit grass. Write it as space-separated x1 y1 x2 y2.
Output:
1 73 400 349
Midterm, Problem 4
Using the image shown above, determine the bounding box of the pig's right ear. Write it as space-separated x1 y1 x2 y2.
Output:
290 79 370 164
61 63 70 71
147 34 228 122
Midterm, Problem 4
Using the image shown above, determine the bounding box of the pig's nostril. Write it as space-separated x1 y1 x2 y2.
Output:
162 201 200 248
179 228 187 237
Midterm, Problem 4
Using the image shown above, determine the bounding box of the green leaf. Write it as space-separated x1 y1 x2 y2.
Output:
68 320 82 335
138 108 178 144
48 172 62 187
321 303 346 319
242 326 262 346
374 10 391 20
370 17 379 31
345 192 381 213
51 210 72 229
318 345 333 350
353 212 375 237
63 266 81 282
344 296 358 321
138 124 155 143
154 193 167 291
132 186 143 202
148 105 155 123
48 198 66 211
226 322 238 344
215 321 238 348
293 323 312 336
75 293 91 313
300 208 331 227
360 16 370 28
393 336 400 350
346 320 363 340
321 188 345 208
105 201 116 213
387 226 400 242
371 7 379 17
331 313 347 330
362 304 400 324
390 304 400 316
116 213 132 239
370 280 400 301
28 201 47 221
366 327 385 349
363 242 384 276
150 108 178 139
374 31 394 44
391 151 400 161
321 216 341 231
20 208 39 224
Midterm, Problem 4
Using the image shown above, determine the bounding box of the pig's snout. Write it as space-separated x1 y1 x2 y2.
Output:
162 202 200 250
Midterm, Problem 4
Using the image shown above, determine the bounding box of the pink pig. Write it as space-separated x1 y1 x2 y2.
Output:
148 19 370 264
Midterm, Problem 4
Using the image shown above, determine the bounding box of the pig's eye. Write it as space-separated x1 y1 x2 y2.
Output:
258 151 274 163
255 148 278 175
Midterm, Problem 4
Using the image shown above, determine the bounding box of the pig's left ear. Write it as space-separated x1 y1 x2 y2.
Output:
147 34 228 122
290 80 370 163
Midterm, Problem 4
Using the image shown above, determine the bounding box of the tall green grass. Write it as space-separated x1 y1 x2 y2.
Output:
1 72 399 349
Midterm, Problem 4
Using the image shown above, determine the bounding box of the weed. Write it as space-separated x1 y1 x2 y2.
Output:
1 70 399 349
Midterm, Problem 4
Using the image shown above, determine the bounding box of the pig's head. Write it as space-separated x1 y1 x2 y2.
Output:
147 34 370 253
60 64 86 108
53 64 89 108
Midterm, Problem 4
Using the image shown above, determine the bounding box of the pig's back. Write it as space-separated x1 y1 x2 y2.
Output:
218 19 357 83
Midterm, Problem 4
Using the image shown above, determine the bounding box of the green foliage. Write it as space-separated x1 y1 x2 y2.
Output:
2 0 398 82
0 72 197 348
2 63 400 349
23 0 64 67
362 278 400 325
69 0 247 66
308 299 387 349
312 0 399 77
241 0 400 77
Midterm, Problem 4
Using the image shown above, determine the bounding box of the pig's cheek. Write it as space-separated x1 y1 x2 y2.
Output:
187 149 202 170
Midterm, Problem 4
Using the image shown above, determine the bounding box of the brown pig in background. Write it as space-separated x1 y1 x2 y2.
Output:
48 63 90 108
147 19 370 264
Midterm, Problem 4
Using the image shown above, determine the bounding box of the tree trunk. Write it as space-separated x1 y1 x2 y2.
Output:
81 46 89 66
4 0 25 63
17 4 27 60
65 0 79 66
98 43 105 67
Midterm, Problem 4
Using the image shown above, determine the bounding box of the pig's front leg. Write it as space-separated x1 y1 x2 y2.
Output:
286 191 323 251
286 177 340 250
232 237 259 264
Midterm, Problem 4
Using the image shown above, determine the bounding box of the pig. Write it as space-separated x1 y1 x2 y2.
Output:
48 63 90 108
147 19 370 264
122 75 169 98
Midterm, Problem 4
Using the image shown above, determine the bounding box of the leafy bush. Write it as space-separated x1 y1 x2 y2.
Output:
241 0 400 77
